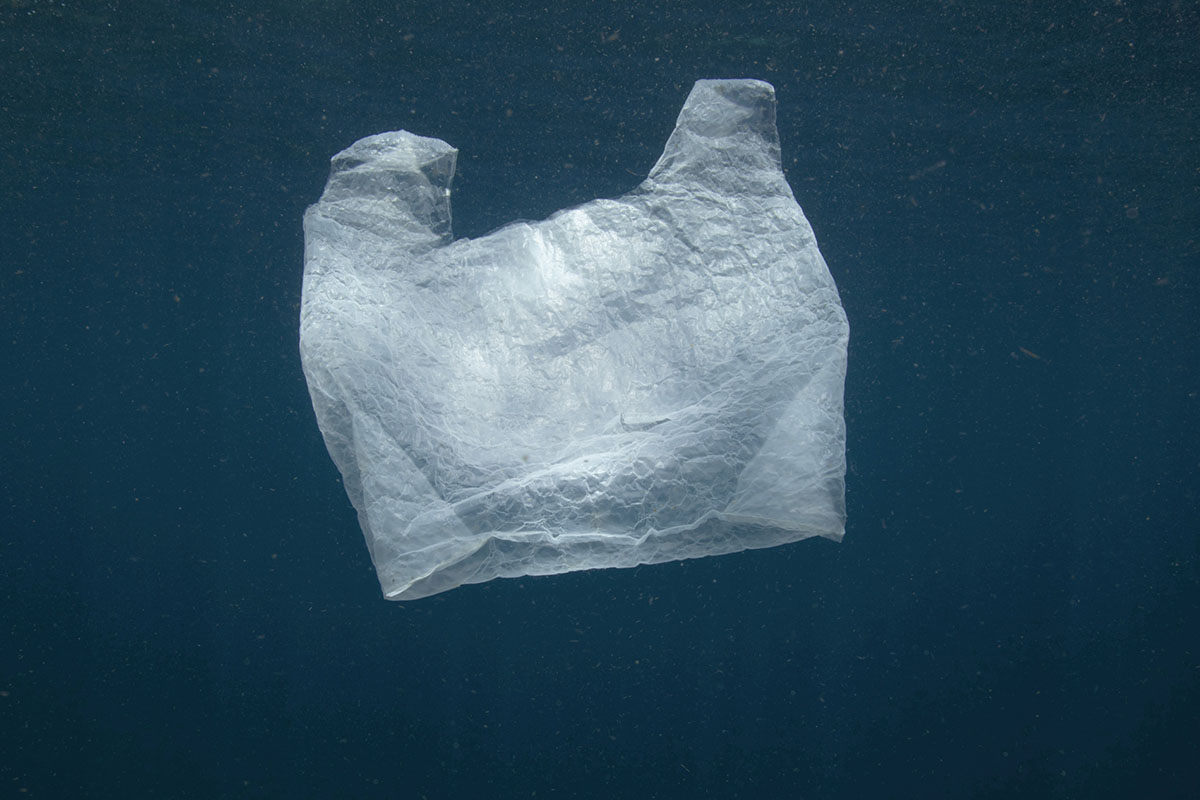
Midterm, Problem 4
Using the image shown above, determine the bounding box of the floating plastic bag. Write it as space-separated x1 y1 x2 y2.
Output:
300 79 849 600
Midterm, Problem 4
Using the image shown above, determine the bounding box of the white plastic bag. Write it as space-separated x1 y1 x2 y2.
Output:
300 79 849 600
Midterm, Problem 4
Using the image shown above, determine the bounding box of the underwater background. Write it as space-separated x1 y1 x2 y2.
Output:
2 1 1196 797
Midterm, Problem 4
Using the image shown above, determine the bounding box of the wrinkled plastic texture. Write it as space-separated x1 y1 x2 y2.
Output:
300 79 849 600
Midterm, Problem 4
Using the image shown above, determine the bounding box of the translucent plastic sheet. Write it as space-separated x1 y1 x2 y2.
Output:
300 79 849 600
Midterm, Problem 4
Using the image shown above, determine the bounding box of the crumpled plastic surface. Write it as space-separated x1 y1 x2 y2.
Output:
300 79 849 600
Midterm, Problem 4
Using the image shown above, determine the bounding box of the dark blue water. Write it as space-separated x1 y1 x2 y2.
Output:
2 1 1196 797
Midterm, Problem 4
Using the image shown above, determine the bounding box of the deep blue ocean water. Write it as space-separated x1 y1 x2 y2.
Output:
2 1 1196 797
